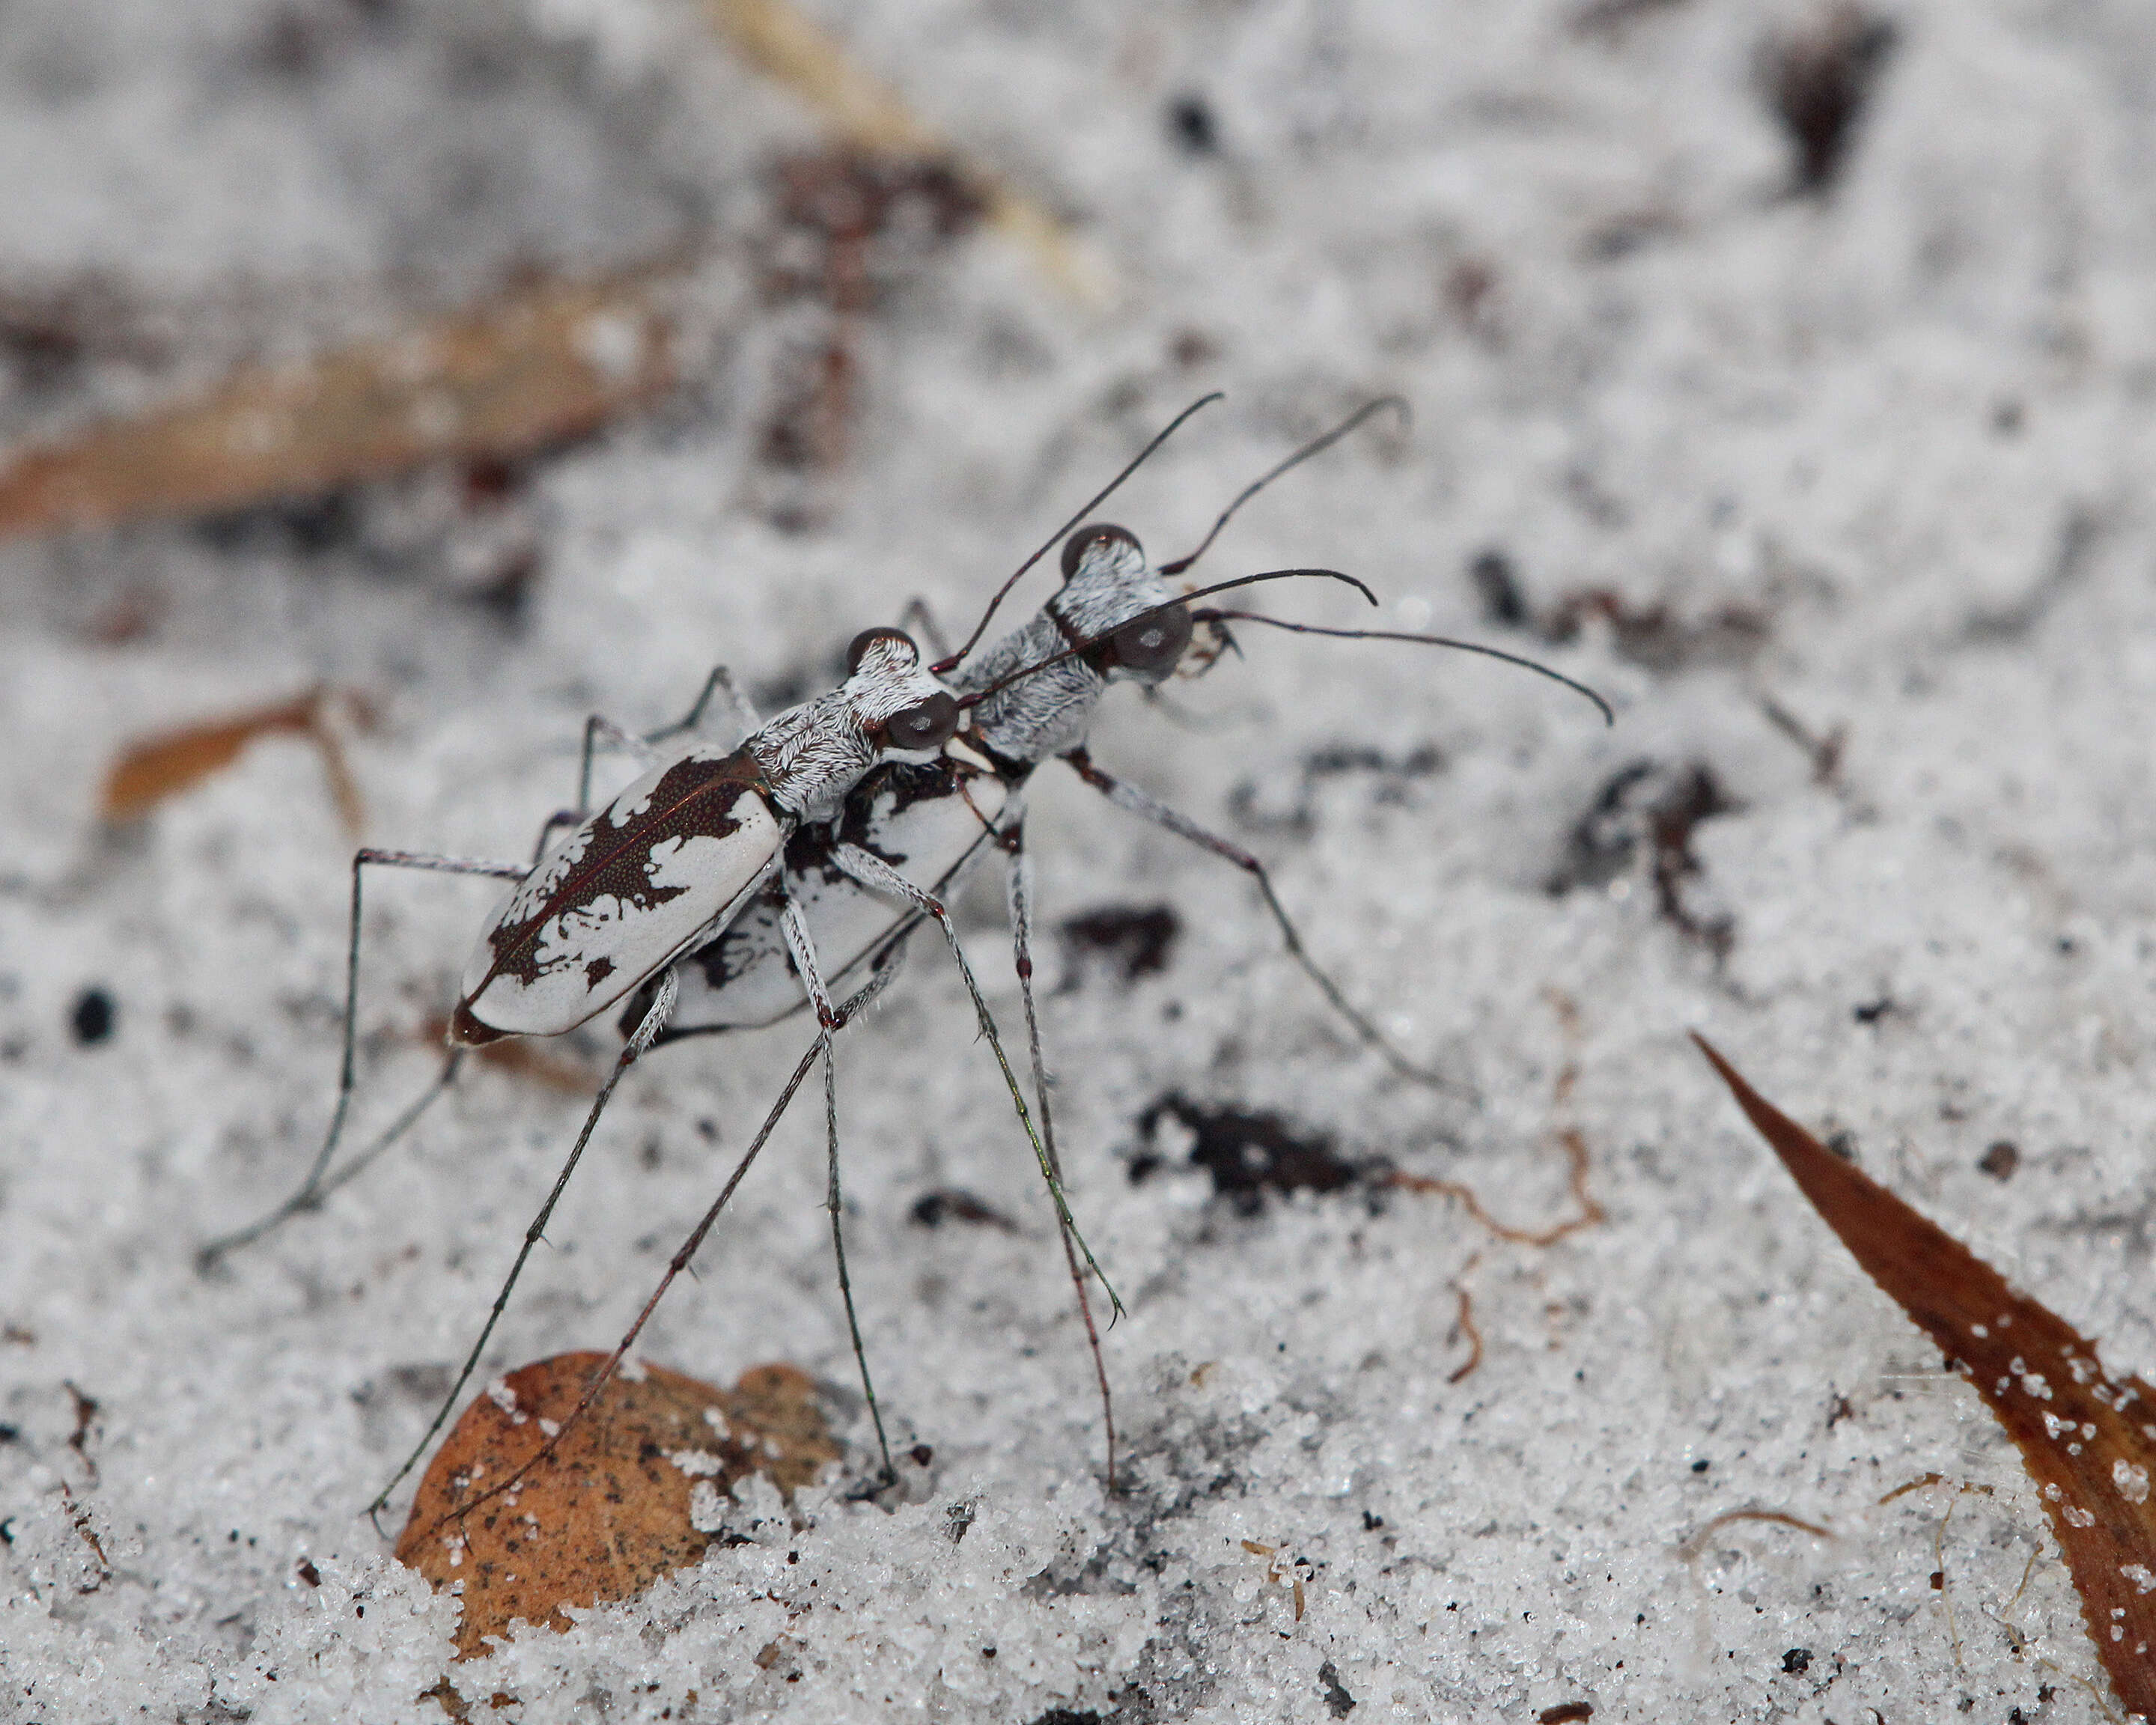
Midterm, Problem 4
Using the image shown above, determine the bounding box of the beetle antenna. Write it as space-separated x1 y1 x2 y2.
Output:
956 568 1378 708
1193 609 1615 725
1159 396 1408 577
934 393 1225 675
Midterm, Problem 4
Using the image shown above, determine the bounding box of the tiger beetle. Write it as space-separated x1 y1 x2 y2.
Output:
204 394 1610 1527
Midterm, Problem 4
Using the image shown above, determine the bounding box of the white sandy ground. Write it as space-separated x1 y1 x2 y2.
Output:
5 0 2156 1718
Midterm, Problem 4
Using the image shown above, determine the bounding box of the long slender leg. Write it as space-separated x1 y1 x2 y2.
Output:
404 945 907 1540
557 672 755 835
827 842 1124 1318
999 821 1118 1487
576 714 665 812
646 663 759 749
1062 747 1471 1098
198 848 530 1270
366 967 680 1519
538 690 701 865
782 897 897 1480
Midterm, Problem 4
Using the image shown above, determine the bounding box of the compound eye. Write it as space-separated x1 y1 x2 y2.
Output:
1059 523 1141 582
847 627 919 672
884 690 959 750
1107 603 1193 675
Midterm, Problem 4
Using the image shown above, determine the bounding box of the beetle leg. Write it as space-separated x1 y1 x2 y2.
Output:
368 967 680 1520
1061 747 1475 1101
198 847 529 1270
397 943 911 1539
828 842 1124 1322
782 896 897 1481
646 663 759 749
998 818 1118 1488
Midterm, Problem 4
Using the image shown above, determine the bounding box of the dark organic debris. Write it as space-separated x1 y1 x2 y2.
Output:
1461 552 1767 672
1696 1035 2156 1719
70 986 115 1047
1226 741 1445 838
1169 94 1218 155
0 273 175 396
1467 547 1529 627
1541 588 1768 673
1058 903 1181 985
910 1188 1018 1231
1538 1706 1595 1725
1761 4 1898 195
1317 1659 1357 1717
757 147 985 502
1978 1140 2019 1181
1547 758 1740 956
1133 1094 1366 1214
1761 697 1845 786
1782 1647 1812 1675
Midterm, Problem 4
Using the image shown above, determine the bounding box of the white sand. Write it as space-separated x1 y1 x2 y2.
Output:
5 1 2155 1718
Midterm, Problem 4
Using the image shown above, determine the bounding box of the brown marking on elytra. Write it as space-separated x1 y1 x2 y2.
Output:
473 752 768 995
1695 1034 2156 1718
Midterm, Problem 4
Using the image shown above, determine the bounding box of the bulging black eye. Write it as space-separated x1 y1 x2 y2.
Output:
1108 604 1193 674
1060 523 1141 582
847 627 919 672
885 690 959 749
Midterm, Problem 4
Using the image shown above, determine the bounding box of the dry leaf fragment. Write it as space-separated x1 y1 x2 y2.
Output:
396 1352 838 1660
0 273 673 539
1696 1034 2156 1721
100 684 371 835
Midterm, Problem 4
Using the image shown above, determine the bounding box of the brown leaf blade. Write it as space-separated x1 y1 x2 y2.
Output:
1694 1034 2156 1719
395 1353 838 1660
0 275 672 538
100 685 370 834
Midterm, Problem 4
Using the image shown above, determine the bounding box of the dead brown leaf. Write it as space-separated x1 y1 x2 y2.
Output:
396 1353 838 1660
0 273 673 538
100 684 371 834
1696 1034 2156 1720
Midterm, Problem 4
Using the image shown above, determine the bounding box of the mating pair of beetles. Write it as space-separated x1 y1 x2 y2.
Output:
207 395 1608 1523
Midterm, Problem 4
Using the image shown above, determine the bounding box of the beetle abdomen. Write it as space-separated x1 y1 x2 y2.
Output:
454 747 785 1041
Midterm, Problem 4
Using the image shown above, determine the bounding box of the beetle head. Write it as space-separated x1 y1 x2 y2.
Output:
844 628 962 757
1051 523 1195 685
